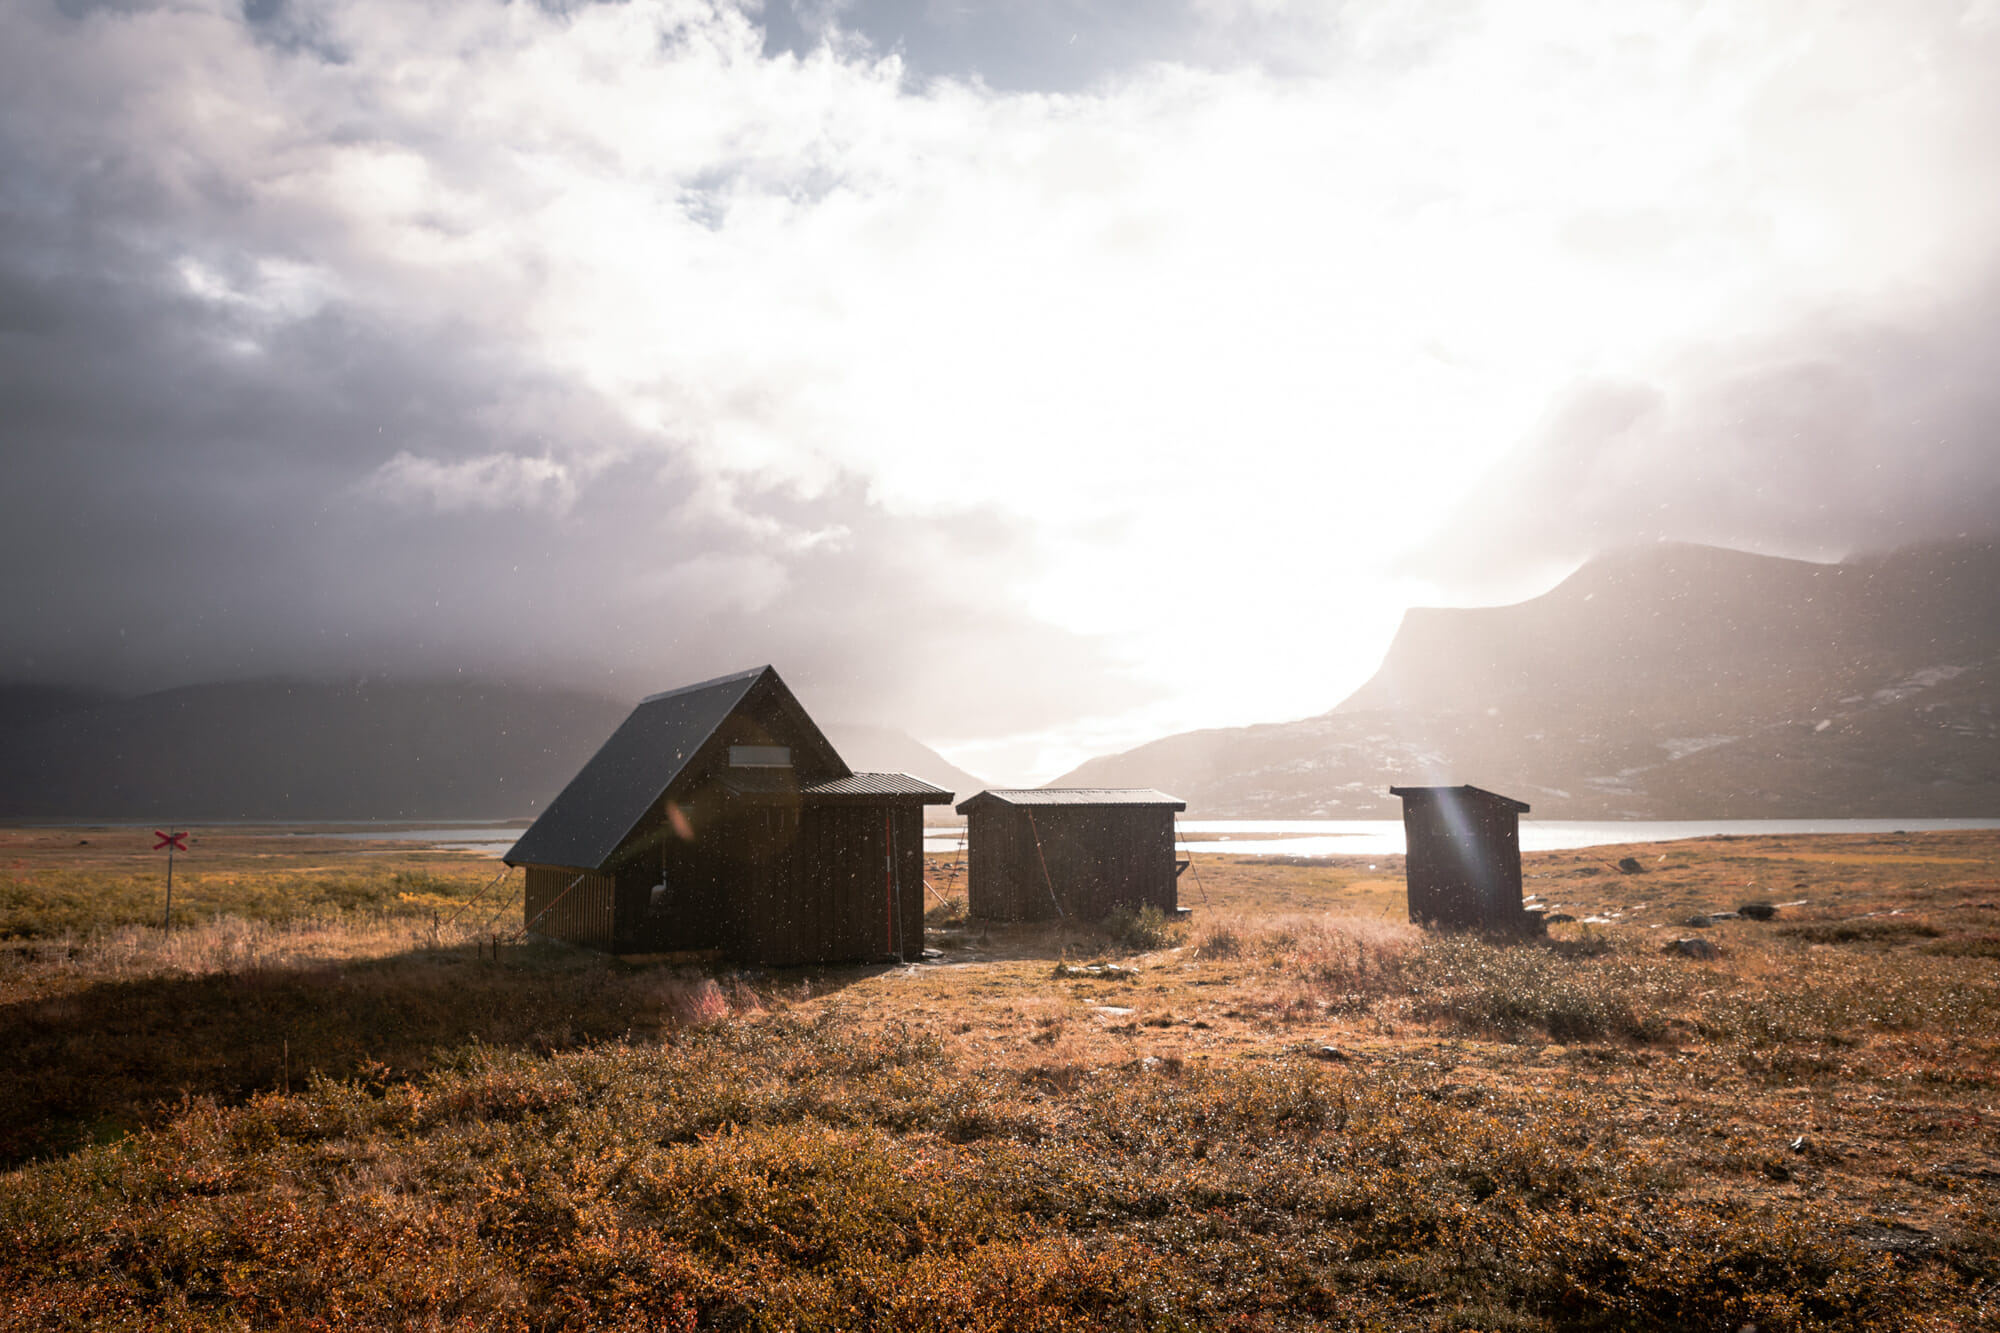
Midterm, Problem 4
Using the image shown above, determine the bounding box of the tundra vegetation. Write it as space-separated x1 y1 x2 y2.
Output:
2 826 1997 1330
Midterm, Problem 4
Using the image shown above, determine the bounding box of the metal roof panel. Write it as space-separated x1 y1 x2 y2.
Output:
806 772 954 801
954 787 1186 814
505 667 767 870
718 770 952 801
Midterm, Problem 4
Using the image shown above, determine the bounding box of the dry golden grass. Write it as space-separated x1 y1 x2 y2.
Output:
3 912 480 998
1 826 1996 1328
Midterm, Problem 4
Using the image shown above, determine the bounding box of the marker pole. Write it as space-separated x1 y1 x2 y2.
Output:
154 829 187 931
162 834 175 933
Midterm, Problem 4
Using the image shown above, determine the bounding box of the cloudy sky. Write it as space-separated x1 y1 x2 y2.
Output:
5 0 1999 783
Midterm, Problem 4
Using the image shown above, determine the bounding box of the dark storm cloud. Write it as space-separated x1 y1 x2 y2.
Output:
0 0 1152 740
15 0 2000 774
0 204 1142 732
1405 275 2000 597
0 154 619 685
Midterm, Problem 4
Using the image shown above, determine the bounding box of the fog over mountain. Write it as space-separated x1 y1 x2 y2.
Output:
3 538 1990 820
1056 539 2000 818
817 724 988 809
0 681 624 822
0 681 984 822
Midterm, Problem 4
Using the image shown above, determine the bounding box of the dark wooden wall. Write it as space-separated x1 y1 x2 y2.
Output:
705 691 848 787
608 802 761 956
592 791 927 964
523 866 617 949
740 803 925 965
967 805 1178 922
965 804 1029 920
1401 795 1524 928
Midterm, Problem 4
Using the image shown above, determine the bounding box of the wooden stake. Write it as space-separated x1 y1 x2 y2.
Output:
161 831 176 933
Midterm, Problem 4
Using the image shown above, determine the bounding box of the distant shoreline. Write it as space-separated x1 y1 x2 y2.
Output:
11 816 1997 861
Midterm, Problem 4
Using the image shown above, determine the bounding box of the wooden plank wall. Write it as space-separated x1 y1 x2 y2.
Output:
532 798 933 964
968 806 1178 922
1402 799 1523 928
764 804 926 964
523 865 616 949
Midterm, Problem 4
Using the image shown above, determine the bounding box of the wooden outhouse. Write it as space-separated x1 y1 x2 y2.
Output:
955 788 1187 922
1389 784 1535 931
505 666 951 963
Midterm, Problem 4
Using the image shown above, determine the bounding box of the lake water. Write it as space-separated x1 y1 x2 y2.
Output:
936 817 2000 859
318 824 529 852
321 818 2000 858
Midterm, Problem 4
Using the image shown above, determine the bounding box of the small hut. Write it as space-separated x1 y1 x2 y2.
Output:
506 666 951 963
1389 784 1536 931
955 788 1187 922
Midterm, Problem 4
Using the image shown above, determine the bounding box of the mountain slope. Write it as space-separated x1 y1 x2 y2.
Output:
1054 539 2000 817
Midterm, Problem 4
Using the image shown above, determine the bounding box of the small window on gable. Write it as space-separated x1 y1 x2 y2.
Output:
729 745 792 768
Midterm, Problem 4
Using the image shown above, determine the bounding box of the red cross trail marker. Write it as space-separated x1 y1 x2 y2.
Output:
155 828 186 931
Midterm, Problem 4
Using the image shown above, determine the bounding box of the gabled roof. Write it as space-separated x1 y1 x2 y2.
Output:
1388 784 1531 814
955 787 1186 815
506 665 846 871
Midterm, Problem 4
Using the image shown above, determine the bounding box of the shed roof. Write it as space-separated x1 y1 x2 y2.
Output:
506 665 845 871
1388 784 1531 814
807 773 955 801
955 787 1186 815
721 770 954 802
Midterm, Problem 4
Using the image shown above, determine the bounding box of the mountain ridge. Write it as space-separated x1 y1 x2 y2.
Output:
1053 538 2000 817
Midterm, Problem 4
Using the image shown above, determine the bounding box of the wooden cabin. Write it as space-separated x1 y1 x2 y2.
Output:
1389 784 1536 931
955 788 1187 922
505 666 951 963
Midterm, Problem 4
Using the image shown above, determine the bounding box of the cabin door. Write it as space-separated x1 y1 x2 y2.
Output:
793 806 900 963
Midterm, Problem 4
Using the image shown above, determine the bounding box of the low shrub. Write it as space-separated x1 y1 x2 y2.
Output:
0 929 767 1166
923 894 968 928
1191 918 1242 959
1405 936 1678 1044
1780 916 1943 945
1098 904 1183 952
1 1019 1977 1331
1920 933 2000 958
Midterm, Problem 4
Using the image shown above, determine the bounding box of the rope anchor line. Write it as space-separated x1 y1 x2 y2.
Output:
1175 816 1210 906
1024 808 1065 920
446 863 516 928
516 871 587 937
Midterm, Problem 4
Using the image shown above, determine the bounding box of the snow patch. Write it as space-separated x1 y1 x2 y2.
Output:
1660 735 1737 760
1873 665 1967 705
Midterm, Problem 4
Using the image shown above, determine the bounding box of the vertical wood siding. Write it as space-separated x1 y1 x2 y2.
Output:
1400 795 1525 928
967 806 1178 922
525 797 932 963
523 866 617 949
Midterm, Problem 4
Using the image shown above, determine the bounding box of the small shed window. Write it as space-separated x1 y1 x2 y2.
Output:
729 745 792 768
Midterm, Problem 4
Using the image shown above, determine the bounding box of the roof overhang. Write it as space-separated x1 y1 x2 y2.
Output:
956 787 1187 815
723 770 954 804
1388 784 1531 814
